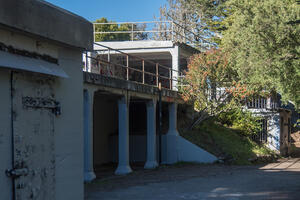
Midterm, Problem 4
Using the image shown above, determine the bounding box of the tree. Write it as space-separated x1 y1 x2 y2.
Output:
222 0 300 108
154 0 214 49
193 0 229 44
181 48 253 129
94 17 148 42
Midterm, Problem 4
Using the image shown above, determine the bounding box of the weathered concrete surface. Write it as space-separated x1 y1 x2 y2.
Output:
0 0 93 50
0 69 12 200
0 0 92 199
0 20 87 200
177 136 218 163
84 72 182 103
54 47 84 199
85 158 300 200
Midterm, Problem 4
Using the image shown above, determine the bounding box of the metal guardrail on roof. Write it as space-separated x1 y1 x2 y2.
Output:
93 21 211 49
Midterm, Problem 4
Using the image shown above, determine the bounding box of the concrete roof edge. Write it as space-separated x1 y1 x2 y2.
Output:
0 0 93 50
38 0 91 24
174 42 201 55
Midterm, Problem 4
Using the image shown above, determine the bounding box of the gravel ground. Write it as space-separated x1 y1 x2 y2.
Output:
85 158 300 200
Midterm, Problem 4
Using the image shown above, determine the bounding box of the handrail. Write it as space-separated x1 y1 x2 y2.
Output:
92 20 213 49
84 43 184 90
93 21 172 25
93 42 179 73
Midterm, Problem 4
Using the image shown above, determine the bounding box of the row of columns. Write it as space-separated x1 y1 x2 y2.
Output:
83 90 179 181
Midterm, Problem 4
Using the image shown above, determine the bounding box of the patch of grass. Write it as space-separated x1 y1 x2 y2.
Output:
181 120 277 165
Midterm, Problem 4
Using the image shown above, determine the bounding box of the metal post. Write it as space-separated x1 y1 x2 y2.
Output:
131 23 134 41
169 68 172 90
108 49 111 76
158 82 162 164
126 55 129 80
171 21 174 41
93 24 96 42
156 63 159 87
85 52 88 72
142 60 145 84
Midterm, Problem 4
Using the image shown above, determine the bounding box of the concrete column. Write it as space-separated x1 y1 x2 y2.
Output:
115 95 132 175
167 103 179 136
171 45 180 91
87 52 92 73
144 99 158 169
83 89 96 182
163 102 179 164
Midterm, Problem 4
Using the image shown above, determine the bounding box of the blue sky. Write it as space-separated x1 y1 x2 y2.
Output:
46 0 167 22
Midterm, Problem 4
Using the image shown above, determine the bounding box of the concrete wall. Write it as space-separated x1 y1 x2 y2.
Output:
93 94 118 166
0 69 12 200
267 113 280 151
0 0 93 50
54 47 84 200
0 26 85 200
177 136 218 163
161 135 218 164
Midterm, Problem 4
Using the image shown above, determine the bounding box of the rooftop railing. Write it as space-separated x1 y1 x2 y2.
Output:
93 21 211 49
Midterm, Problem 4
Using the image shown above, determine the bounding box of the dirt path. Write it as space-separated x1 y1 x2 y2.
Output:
85 158 300 200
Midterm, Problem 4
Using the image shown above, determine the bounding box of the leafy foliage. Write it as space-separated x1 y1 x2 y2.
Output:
161 0 299 108
155 0 220 49
218 108 262 136
181 48 255 128
222 0 300 108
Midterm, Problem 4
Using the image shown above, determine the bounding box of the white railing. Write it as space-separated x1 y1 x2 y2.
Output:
93 21 211 49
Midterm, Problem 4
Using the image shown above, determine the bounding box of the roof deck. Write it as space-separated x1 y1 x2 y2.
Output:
83 21 200 99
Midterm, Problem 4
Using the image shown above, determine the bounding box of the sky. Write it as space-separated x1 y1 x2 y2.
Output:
45 0 167 22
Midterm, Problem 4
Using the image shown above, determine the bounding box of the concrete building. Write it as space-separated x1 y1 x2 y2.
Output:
83 28 217 181
0 0 93 199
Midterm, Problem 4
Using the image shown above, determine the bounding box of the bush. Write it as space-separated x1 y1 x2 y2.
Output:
218 108 261 136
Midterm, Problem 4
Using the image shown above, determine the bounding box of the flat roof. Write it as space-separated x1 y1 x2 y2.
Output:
0 0 93 50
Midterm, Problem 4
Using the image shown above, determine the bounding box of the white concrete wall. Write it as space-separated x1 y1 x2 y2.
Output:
267 114 280 151
54 47 84 200
0 69 12 200
162 135 218 164
177 136 218 163
0 28 84 200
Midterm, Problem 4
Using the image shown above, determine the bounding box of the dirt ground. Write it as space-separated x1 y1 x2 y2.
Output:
85 158 300 200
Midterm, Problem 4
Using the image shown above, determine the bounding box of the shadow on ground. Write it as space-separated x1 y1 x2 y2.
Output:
85 158 300 200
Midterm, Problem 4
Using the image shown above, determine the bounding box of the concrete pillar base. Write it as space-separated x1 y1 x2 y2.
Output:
84 171 96 182
162 134 178 164
115 165 132 175
144 161 158 169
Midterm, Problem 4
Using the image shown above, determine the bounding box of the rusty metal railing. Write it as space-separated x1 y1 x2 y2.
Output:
83 43 183 91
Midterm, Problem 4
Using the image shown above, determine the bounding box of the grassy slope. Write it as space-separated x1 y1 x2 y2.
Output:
180 120 277 165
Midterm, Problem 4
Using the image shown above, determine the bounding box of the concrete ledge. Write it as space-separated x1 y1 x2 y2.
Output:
177 136 218 163
0 0 93 50
162 135 218 164
83 72 182 102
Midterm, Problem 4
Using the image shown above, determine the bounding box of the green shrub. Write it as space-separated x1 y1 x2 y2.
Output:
218 108 261 136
